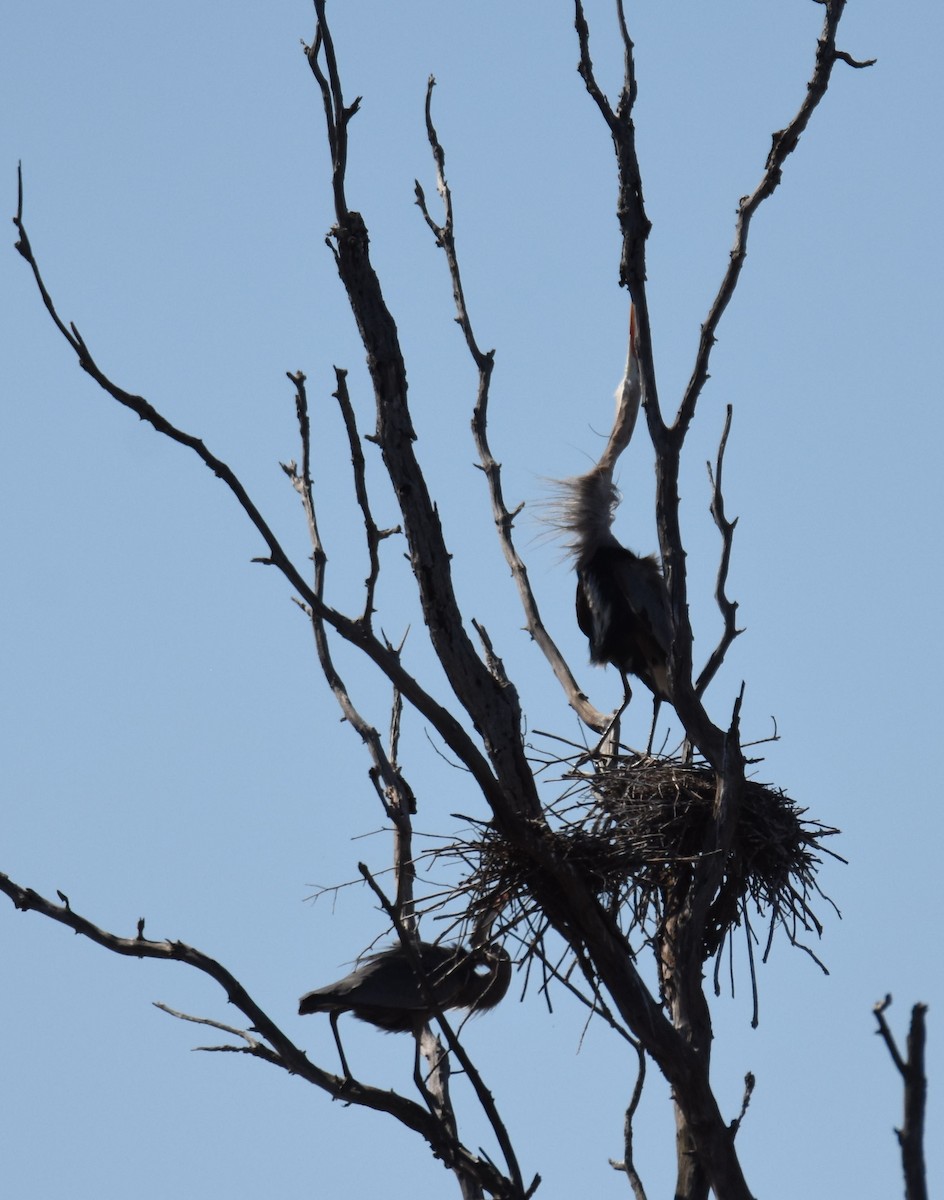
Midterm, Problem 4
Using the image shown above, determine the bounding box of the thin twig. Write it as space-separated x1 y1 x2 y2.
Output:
283 371 417 822
609 1040 649 1200
332 368 401 625
696 405 742 696
359 864 528 1198
674 0 874 440
153 1002 269 1055
729 1072 756 1140
415 76 611 734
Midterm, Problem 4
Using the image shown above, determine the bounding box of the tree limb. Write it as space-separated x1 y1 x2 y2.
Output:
12 166 502 817
696 404 743 697
674 0 874 442
0 870 524 1198
414 77 611 734
360 865 531 1198
873 996 929 1200
310 3 542 824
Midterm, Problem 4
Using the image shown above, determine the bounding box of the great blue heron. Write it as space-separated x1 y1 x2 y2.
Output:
298 939 512 1033
553 464 673 748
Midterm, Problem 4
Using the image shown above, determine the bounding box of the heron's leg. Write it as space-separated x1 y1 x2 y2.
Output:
329 1010 354 1082
588 673 633 762
645 696 662 756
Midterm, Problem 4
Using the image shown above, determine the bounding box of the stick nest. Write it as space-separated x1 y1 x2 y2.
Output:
449 753 842 987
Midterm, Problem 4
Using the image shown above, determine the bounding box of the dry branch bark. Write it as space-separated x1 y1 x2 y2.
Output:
874 997 929 1200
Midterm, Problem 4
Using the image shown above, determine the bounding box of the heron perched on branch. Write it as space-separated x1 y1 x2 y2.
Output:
553 466 673 746
298 938 511 1033
549 307 673 750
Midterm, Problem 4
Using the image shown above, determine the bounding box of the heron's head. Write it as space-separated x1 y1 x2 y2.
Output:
462 943 513 1013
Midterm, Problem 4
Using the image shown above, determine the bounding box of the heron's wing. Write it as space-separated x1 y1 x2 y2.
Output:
299 943 461 1014
578 547 672 698
608 552 672 655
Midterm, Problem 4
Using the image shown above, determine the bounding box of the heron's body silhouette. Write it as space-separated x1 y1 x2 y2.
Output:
553 466 673 745
298 940 511 1032
576 543 672 700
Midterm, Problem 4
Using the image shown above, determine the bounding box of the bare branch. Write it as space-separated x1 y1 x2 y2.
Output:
696 405 743 696
283 370 418 823
874 995 907 1075
12 179 501 813
359 865 529 1198
873 996 929 1200
153 1002 273 1057
573 2 661 438
674 0 873 439
415 76 611 734
834 49 877 70
383 633 418 922
311 35 542 826
729 1072 756 1140
0 870 523 1197
305 2 361 219
332 368 400 625
608 1041 649 1200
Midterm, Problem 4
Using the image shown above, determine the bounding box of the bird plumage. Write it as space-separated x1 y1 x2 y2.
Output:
298 940 512 1032
551 466 673 701
576 544 672 699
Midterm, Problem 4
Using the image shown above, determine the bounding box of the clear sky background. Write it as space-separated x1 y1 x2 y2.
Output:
2 3 941 1197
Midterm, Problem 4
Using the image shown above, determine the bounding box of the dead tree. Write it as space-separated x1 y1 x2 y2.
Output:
4 3 880 1198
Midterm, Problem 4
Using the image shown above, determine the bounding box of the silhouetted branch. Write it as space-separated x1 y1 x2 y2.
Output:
675 0 874 440
360 865 532 1199
304 2 360 219
729 1072 756 1140
152 1002 272 1056
573 0 660 453
332 368 400 624
414 77 610 734
12 169 499 811
310 16 543 827
283 370 417 823
0 869 524 1197
609 1041 649 1200
696 405 742 697
873 996 929 1200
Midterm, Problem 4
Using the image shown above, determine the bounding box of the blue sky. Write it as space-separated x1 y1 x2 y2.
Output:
2 3 941 1196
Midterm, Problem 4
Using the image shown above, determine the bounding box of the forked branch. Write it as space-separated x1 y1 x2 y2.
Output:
12 165 501 811
361 866 532 1199
874 996 929 1200
414 78 611 734
283 370 416 823
0 870 522 1195
696 405 742 697
308 14 542 823
675 0 875 440
573 0 660 436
